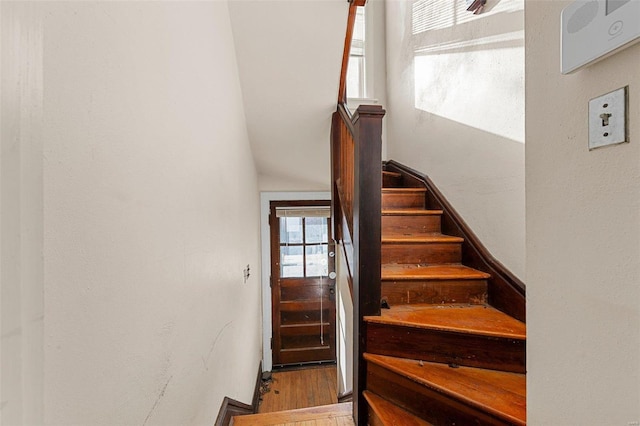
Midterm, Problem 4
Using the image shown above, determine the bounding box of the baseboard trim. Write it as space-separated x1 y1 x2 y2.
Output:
215 362 263 426
215 397 253 426
251 361 263 412
338 391 353 403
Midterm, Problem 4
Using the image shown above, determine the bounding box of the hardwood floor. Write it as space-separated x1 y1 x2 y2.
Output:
259 365 339 413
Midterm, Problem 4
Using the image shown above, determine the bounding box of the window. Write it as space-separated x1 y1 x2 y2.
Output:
278 209 330 278
346 6 366 99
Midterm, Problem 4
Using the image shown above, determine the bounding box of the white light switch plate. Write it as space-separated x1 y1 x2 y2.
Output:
588 86 628 150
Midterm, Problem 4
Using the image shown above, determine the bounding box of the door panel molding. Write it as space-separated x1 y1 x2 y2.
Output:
270 200 336 367
259 192 331 372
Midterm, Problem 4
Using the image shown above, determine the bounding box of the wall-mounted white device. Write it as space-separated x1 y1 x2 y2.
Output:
561 0 640 74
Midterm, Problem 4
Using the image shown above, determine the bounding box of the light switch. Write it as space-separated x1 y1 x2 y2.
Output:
588 86 628 150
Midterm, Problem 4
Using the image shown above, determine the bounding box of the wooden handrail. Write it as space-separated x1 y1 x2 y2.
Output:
337 0 366 104
332 3 385 423
337 3 357 104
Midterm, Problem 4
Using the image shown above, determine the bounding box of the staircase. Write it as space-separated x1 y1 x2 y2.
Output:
230 166 525 426
361 169 526 425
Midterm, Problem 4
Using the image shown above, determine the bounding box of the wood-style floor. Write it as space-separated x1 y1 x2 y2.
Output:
259 365 339 413
233 365 353 426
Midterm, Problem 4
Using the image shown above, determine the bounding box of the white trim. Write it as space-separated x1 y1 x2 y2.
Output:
260 191 331 372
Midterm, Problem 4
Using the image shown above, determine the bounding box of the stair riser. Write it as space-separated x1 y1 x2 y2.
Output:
382 215 441 235
368 411 385 426
365 391 431 426
382 193 425 209
366 362 515 426
381 279 487 305
383 174 402 188
382 243 461 264
366 323 526 374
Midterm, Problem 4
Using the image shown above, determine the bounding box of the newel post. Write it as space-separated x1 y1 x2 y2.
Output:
352 104 385 425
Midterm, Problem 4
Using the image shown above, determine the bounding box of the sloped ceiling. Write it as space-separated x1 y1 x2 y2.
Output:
228 0 347 190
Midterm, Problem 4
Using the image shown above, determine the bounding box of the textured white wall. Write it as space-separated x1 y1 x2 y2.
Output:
1 3 45 424
1 2 262 425
385 0 525 278
526 1 640 424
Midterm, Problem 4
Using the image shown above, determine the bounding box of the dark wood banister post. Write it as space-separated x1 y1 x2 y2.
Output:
330 112 342 244
352 104 385 425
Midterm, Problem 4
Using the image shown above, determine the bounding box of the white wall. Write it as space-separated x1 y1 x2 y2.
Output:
335 243 353 398
526 1 640 424
1 3 45 424
385 0 525 278
3 2 263 425
228 0 346 192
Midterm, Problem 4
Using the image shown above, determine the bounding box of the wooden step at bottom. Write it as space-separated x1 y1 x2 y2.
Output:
364 391 432 426
232 402 353 426
365 305 526 373
365 354 526 426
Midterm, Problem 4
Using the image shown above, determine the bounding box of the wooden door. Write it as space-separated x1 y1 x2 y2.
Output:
270 201 336 367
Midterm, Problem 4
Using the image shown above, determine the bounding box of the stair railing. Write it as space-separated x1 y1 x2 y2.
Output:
331 1 385 424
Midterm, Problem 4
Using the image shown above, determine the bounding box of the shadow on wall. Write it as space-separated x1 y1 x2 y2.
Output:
385 0 525 277
390 105 526 278
404 0 525 144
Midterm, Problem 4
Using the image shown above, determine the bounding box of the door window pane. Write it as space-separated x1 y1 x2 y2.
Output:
306 245 328 277
305 217 328 244
280 217 303 244
281 246 304 277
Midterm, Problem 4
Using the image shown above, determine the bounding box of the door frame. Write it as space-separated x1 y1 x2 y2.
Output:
259 191 331 372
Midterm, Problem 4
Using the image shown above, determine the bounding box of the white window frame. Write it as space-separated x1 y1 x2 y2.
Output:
347 5 379 110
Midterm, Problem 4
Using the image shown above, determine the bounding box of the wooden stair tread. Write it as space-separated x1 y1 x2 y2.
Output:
382 264 490 281
364 354 526 426
364 391 433 426
232 402 353 425
382 171 402 178
382 209 443 216
382 188 426 193
382 232 463 243
365 304 526 340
